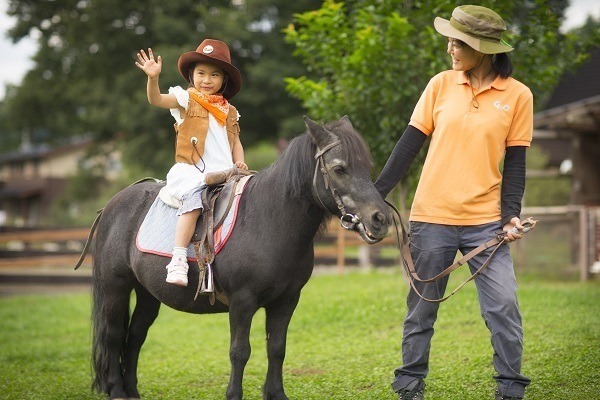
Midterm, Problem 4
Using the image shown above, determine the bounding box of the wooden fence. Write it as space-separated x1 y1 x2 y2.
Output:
1 205 597 281
0 227 90 269
0 220 400 271
314 219 399 271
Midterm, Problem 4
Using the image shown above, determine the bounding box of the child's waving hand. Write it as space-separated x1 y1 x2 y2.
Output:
135 48 162 79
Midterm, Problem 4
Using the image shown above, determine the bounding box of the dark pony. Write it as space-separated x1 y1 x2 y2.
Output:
87 116 390 400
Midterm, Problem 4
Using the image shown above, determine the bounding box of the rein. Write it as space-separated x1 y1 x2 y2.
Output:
311 140 361 230
386 201 538 303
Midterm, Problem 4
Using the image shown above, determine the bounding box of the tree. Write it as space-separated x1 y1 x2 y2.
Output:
284 0 592 173
2 0 321 175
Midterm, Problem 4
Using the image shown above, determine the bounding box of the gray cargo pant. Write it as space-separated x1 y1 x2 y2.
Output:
392 221 531 398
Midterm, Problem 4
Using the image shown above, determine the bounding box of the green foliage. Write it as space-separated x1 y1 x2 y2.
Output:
2 0 596 217
44 171 107 227
0 270 598 399
284 0 445 166
1 0 322 176
244 141 279 171
523 145 570 206
525 177 571 206
572 13 600 44
284 0 592 172
44 175 130 228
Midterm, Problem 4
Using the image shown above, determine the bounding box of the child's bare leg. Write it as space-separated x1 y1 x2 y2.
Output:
174 209 201 247
166 209 201 286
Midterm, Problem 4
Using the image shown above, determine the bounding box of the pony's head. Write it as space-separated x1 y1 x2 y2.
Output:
303 116 390 243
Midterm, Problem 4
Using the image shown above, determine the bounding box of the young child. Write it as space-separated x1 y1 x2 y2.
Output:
135 39 248 287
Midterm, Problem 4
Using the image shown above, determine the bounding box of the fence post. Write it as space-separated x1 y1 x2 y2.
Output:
358 246 371 270
579 206 589 282
337 222 345 274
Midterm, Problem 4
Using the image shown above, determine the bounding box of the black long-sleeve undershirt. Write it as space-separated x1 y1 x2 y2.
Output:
374 125 427 198
501 146 527 226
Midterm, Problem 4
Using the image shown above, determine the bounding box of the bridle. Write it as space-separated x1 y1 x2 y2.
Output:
311 139 362 232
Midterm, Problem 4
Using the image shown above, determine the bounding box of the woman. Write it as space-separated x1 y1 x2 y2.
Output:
375 6 532 400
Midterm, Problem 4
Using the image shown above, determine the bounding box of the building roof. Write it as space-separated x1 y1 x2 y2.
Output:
544 49 600 109
534 48 600 132
0 137 92 164
0 180 45 199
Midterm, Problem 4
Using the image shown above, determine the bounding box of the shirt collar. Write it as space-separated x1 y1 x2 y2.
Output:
456 71 509 91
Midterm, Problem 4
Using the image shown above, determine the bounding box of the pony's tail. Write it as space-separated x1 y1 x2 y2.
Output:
90 255 130 394
91 265 109 393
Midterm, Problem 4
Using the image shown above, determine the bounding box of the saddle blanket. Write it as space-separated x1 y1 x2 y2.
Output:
136 187 245 261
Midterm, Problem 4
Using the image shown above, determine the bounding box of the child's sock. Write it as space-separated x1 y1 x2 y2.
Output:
172 246 187 261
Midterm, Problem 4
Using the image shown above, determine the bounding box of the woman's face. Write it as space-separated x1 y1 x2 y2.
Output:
446 38 483 71
191 63 226 96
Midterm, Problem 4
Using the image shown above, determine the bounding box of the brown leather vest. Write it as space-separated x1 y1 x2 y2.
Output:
174 90 240 166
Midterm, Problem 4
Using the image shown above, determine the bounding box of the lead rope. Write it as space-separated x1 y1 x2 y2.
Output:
386 201 538 303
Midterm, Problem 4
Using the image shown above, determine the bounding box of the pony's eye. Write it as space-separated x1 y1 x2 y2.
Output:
332 165 346 175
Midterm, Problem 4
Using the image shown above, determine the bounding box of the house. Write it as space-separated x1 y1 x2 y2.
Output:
533 48 600 279
0 135 120 227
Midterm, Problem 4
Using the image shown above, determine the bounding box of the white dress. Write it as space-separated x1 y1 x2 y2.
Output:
164 86 238 200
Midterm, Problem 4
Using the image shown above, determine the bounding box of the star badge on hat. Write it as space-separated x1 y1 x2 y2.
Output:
202 45 214 54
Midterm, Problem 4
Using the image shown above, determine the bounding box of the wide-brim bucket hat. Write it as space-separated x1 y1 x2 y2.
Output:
434 5 514 54
178 38 242 99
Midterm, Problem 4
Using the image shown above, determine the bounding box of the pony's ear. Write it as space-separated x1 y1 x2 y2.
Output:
339 115 354 129
303 115 336 147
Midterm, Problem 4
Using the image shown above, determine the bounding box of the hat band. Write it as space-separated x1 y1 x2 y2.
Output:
449 18 502 42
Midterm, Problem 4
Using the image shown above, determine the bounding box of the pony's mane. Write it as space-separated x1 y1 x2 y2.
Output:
265 119 373 201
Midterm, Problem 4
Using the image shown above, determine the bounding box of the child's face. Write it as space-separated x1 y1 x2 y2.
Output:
191 63 226 96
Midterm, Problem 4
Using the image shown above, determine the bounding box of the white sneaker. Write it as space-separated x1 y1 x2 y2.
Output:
165 257 189 287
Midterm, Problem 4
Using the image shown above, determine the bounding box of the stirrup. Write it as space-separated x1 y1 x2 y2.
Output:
200 262 214 293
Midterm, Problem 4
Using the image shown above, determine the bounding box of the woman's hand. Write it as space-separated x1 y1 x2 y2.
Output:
235 161 248 171
502 217 524 242
135 48 162 79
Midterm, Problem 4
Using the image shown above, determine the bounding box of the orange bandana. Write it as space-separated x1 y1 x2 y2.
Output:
189 91 230 126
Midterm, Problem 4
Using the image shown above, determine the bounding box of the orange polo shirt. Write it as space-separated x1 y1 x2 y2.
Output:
409 70 533 225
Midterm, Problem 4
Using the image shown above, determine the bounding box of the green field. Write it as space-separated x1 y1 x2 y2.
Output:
0 269 598 399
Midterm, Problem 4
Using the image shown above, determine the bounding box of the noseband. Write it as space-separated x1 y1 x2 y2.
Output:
311 140 360 230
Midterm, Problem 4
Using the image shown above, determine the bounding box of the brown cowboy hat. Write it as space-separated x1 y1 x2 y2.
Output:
177 39 242 99
434 5 513 54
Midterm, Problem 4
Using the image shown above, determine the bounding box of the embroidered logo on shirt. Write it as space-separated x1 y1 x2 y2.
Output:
493 100 510 111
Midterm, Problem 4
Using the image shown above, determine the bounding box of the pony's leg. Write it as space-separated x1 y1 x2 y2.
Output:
122 285 161 400
226 296 259 400
262 293 300 400
102 282 136 400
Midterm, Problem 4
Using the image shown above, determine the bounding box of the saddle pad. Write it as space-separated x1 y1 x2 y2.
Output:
136 182 247 260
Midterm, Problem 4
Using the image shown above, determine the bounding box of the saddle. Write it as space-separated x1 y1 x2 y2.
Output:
159 171 253 304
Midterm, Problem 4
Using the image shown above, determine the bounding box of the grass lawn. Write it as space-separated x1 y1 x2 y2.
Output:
0 268 598 399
